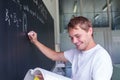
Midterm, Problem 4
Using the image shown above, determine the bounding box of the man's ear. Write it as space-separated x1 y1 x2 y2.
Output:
88 27 93 36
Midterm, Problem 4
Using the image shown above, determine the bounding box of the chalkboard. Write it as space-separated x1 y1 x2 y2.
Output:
0 0 55 80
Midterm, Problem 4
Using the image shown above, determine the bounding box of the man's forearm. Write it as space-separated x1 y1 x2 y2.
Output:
33 40 59 61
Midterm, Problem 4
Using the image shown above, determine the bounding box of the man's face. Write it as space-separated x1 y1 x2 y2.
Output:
68 24 92 51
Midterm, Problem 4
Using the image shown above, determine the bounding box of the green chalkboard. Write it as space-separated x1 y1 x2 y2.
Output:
0 0 55 79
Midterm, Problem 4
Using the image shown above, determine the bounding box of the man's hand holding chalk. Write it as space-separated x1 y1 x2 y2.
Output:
28 31 38 43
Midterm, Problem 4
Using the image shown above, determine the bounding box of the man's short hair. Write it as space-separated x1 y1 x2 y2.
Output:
67 16 92 32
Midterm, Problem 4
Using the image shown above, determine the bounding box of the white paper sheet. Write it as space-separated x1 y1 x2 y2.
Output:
24 67 72 80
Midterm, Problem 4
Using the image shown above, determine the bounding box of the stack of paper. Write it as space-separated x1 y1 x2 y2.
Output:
24 67 72 80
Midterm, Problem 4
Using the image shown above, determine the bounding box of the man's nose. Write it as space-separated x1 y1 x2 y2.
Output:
72 37 78 44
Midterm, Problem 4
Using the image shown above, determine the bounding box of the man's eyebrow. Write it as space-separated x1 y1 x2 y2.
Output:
69 34 79 38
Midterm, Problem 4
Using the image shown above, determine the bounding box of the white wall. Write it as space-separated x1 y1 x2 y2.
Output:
42 0 60 51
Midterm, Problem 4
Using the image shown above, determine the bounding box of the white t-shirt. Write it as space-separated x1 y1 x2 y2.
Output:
64 44 113 80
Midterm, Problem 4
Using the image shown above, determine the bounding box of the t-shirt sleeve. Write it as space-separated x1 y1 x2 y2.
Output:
64 49 76 63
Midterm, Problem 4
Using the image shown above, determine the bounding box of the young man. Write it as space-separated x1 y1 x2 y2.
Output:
28 16 113 80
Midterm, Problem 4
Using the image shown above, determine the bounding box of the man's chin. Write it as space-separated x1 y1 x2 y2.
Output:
76 46 84 51
76 46 81 50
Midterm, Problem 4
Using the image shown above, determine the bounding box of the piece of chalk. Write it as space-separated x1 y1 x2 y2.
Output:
28 32 33 35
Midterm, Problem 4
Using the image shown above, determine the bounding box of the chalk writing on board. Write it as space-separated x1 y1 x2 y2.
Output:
5 9 11 26
12 0 48 24
5 8 28 32
12 0 22 10
33 0 47 20
22 12 27 32
33 0 38 6
38 4 47 20
13 13 20 28
5 0 50 32
5 9 22 28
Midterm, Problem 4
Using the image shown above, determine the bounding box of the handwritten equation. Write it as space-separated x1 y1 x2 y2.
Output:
5 9 21 28
12 0 47 23
5 0 48 32
5 9 27 32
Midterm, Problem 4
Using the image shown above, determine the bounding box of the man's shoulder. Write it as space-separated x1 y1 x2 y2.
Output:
64 48 79 53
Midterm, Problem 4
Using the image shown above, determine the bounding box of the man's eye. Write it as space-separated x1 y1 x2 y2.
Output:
76 35 80 38
70 37 73 40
